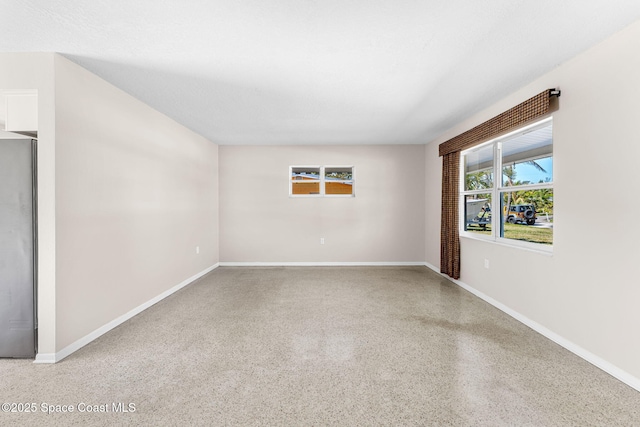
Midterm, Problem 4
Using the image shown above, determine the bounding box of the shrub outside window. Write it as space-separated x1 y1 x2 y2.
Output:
460 118 553 250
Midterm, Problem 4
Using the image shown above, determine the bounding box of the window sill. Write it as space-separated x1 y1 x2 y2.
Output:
460 233 553 256
289 194 355 198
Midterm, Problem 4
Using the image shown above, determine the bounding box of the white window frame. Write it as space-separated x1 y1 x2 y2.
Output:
459 117 553 252
289 165 355 198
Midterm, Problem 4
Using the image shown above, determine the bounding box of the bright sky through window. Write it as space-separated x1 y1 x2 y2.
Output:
509 157 552 184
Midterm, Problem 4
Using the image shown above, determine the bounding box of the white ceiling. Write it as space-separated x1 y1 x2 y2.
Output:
2 1 640 145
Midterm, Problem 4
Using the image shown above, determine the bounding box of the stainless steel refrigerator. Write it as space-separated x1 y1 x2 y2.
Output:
0 138 36 358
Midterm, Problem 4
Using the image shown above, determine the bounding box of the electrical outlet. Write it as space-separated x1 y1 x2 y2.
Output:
320 238 325 245
484 259 489 269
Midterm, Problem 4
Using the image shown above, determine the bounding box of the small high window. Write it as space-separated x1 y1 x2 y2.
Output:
290 166 354 197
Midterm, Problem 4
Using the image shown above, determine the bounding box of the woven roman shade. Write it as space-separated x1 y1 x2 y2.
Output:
439 89 558 157
438 88 560 279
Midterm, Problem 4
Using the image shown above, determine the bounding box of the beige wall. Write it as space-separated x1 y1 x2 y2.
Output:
220 145 425 263
424 140 441 267
424 21 640 382
54 55 219 351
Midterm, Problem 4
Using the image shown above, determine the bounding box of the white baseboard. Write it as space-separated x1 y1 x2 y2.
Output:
34 263 220 364
423 261 440 273
33 353 55 364
219 261 426 267
422 261 640 392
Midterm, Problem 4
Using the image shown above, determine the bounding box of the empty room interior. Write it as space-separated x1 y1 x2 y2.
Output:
1 1 640 425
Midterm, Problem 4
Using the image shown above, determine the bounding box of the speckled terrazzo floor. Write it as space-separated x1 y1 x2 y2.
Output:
1 266 639 426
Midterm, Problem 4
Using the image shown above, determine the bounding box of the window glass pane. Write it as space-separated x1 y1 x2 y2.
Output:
325 166 353 195
464 194 492 235
500 189 553 245
464 145 493 191
292 167 320 181
326 181 353 195
292 182 320 195
502 122 553 186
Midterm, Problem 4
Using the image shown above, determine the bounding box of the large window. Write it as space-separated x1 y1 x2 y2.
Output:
290 166 354 197
460 118 553 249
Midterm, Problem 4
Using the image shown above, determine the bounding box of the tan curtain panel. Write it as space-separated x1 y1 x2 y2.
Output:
438 88 559 279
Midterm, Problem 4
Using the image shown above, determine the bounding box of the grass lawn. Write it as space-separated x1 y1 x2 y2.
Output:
504 223 552 245
466 223 553 245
